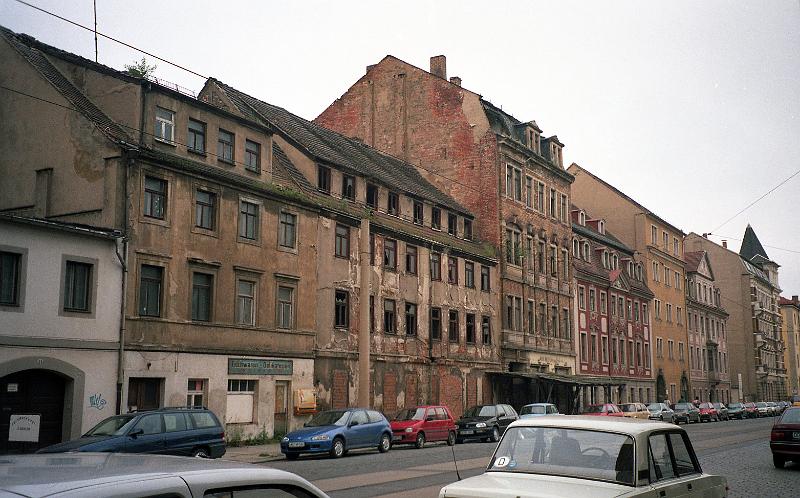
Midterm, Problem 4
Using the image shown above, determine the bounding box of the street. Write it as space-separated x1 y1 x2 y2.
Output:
263 417 798 497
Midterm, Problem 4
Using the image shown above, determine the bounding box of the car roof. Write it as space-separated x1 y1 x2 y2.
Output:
522 403 554 407
0 453 318 496
507 415 679 435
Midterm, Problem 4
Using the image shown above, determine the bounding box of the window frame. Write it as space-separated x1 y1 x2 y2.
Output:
194 188 217 232
235 278 257 326
464 261 475 288
187 118 206 154
190 270 214 322
480 265 490 292
237 198 260 242
138 263 164 318
143 175 168 220
154 106 175 144
405 245 418 275
448 309 459 343
0 248 25 310
334 223 350 259
61 258 95 316
217 128 235 164
317 165 331 193
278 210 298 250
387 191 400 216
276 283 295 330
334 289 349 329
244 139 261 172
341 174 356 201
383 238 397 270
405 302 417 336
383 298 397 334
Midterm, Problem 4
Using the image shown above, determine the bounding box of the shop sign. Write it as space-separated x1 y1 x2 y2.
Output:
228 358 293 376
9 414 40 442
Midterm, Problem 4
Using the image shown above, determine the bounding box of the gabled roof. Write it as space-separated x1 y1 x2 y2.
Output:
739 224 774 265
683 251 704 273
208 79 470 216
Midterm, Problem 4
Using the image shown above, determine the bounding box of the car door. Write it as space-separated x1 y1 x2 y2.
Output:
162 412 193 455
347 410 372 448
124 413 165 454
423 407 439 441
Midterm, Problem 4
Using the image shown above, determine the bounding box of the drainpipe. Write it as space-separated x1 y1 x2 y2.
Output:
358 218 371 407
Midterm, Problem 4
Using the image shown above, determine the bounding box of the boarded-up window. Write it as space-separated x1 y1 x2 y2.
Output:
226 379 256 424
332 370 349 410
383 373 397 414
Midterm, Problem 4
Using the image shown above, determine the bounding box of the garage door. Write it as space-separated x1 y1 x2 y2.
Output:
0 369 66 453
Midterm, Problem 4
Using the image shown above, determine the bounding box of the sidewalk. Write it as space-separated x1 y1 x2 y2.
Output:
222 442 284 464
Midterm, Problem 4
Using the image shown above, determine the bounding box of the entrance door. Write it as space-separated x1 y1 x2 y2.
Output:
274 381 289 436
127 378 162 412
0 369 66 453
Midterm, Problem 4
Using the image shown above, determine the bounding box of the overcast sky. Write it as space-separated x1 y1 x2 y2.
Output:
4 0 799 295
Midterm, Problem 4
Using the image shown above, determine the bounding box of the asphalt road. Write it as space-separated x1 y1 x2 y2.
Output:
264 416 798 497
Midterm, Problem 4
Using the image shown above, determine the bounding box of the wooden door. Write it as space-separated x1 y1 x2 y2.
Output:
274 381 289 436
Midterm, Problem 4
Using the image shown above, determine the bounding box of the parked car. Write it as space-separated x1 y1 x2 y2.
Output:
438 417 728 498
0 453 328 497
778 401 790 413
712 403 729 421
743 401 759 418
767 401 779 416
37 407 225 458
727 402 746 420
456 404 518 443
281 408 391 459
673 403 701 424
792 395 800 407
619 403 650 419
390 405 456 448
756 402 771 417
698 402 720 422
770 406 800 469
647 402 676 423
582 403 624 417
519 403 561 419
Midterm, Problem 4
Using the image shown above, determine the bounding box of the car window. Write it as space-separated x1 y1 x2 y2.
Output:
649 433 676 481
133 414 163 435
367 410 385 423
190 411 219 429
547 405 558 414
350 410 369 425
84 414 136 436
435 407 447 420
504 405 517 417
668 433 699 476
163 412 188 433
496 405 506 417
205 485 317 498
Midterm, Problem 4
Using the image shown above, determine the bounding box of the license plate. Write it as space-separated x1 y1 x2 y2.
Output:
288 442 305 448
461 430 474 435
793 432 800 440
392 435 402 441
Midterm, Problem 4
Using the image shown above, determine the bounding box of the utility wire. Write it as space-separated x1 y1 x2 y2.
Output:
708 234 800 256
710 168 800 233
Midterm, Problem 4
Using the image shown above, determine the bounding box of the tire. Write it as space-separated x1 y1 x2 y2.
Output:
378 433 391 453
447 431 456 446
415 432 425 449
330 437 345 459
773 455 785 469
286 453 299 460
191 447 210 458
490 426 500 443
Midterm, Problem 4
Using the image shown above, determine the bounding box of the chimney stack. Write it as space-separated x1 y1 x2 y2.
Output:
449 76 461 87
722 240 727 249
793 295 798 302
430 55 446 79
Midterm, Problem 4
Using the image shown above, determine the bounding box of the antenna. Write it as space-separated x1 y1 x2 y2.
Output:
450 436 462 481
93 0 98 62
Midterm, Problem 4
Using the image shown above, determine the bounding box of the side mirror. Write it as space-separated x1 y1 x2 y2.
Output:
128 428 144 438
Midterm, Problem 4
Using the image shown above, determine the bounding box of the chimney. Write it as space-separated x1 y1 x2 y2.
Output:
430 55 446 79
793 295 798 302
449 76 461 87
722 240 727 249
366 64 376 73
34 168 53 218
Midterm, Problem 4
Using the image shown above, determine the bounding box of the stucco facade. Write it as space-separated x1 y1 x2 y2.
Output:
779 296 800 397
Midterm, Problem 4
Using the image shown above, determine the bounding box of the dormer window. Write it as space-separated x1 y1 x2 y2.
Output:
572 238 579 257
582 242 590 261
628 261 634 276
598 220 605 234
578 211 586 226
551 143 563 168
603 251 609 269
527 128 541 153
612 254 618 270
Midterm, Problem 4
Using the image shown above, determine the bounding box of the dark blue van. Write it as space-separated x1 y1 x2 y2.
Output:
37 407 226 458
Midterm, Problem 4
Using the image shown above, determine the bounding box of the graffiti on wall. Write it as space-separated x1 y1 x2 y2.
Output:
89 393 107 410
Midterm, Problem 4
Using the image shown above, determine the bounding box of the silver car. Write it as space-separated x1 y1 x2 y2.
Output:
647 402 676 423
0 453 328 497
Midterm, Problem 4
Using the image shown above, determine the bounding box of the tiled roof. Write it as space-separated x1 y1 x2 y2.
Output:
683 251 705 273
210 79 471 216
739 224 772 264
779 296 799 307
1 26 131 143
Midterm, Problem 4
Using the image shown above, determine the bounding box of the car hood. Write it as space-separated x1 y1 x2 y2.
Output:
390 420 421 430
286 426 338 439
37 436 114 453
439 471 630 498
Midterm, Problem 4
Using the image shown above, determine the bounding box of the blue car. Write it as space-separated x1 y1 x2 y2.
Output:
281 408 392 459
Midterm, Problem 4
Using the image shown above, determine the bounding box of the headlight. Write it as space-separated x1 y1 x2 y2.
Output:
311 435 330 441
475 422 487 428
282 436 289 442
405 427 414 433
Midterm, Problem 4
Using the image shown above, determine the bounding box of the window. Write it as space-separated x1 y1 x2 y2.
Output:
188 119 206 153
335 290 349 328
448 310 459 342
217 129 234 163
662 231 669 249
559 194 568 222
465 262 475 288
525 176 533 207
138 264 162 317
536 181 545 211
480 265 490 291
191 272 213 321
384 299 396 334
342 175 355 201
673 237 679 256
236 279 255 325
387 192 399 216
651 225 658 244
430 308 442 340
186 379 205 408
448 213 457 236
562 249 569 279
589 289 596 312
582 242 590 262
413 201 423 225
238 200 259 240
505 228 521 265
143 176 167 219
664 266 671 287
549 245 557 276
195 190 216 230
431 207 441 230
244 139 260 172
278 211 297 248
226 379 256 424
600 291 607 315
668 340 674 359
317 165 331 193
369 295 375 333
678 342 685 361
277 286 293 329
405 302 417 336
406 245 417 274
482 316 491 344
602 336 609 364
666 303 673 322
0 251 22 306
578 286 585 310
133 414 163 435
648 433 676 481
335 224 350 258
383 238 397 270
154 107 174 143
466 314 476 344
63 261 92 312
448 256 458 284
463 219 473 240
652 261 659 282
549 188 556 217
505 165 522 201
366 183 378 208
675 272 681 289
431 252 441 280
634 302 640 322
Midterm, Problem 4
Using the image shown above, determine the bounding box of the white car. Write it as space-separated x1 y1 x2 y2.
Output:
519 403 562 419
439 416 727 498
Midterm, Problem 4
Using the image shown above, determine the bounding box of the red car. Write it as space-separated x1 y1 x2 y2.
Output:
390 405 457 448
771 406 800 468
698 402 720 422
582 403 624 417
743 401 759 418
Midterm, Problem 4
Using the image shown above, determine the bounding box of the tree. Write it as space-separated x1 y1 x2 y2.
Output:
124 57 157 78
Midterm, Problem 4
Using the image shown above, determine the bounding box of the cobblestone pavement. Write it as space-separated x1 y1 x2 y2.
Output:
261 416 798 497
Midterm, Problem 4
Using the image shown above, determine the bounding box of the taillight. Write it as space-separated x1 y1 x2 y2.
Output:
221 431 225 440
771 431 783 441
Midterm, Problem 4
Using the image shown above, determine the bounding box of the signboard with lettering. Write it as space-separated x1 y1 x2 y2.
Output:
228 358 293 376
9 414 40 442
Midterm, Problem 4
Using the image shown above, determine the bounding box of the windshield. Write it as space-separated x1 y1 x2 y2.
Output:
699 403 712 409
463 405 495 418
756 402 767 408
674 404 690 410
521 405 546 415
729 403 743 408
307 410 349 427
620 404 638 412
394 408 426 421
84 415 136 436
584 405 606 413
489 427 635 486
647 403 663 411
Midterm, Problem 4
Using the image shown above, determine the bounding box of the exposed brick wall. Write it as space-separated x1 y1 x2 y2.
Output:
332 370 349 409
405 373 418 407
439 373 464 419
383 372 397 414
467 376 477 407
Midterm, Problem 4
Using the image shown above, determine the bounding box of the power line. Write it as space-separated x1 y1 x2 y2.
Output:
710 168 800 233
708 233 800 256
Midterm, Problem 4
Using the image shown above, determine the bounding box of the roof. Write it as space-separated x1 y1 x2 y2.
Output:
209 79 471 215
0 213 122 240
568 163 685 236
780 296 800 307
683 251 704 273
739 224 774 265
507 415 678 435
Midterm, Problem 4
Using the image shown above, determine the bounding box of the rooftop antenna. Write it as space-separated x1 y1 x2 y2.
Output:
93 0 98 62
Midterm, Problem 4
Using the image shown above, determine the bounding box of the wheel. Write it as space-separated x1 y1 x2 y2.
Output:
415 432 425 449
330 437 345 458
191 447 210 458
773 455 785 469
490 426 500 443
447 431 456 446
378 433 391 453
286 453 299 460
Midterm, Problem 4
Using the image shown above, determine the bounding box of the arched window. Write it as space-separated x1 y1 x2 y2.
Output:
598 220 605 234
602 251 609 269
578 211 586 226
572 238 580 258
612 254 618 270
582 242 591 262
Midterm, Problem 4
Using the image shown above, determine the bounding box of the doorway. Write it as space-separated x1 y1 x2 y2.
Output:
0 369 66 453
274 381 289 437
